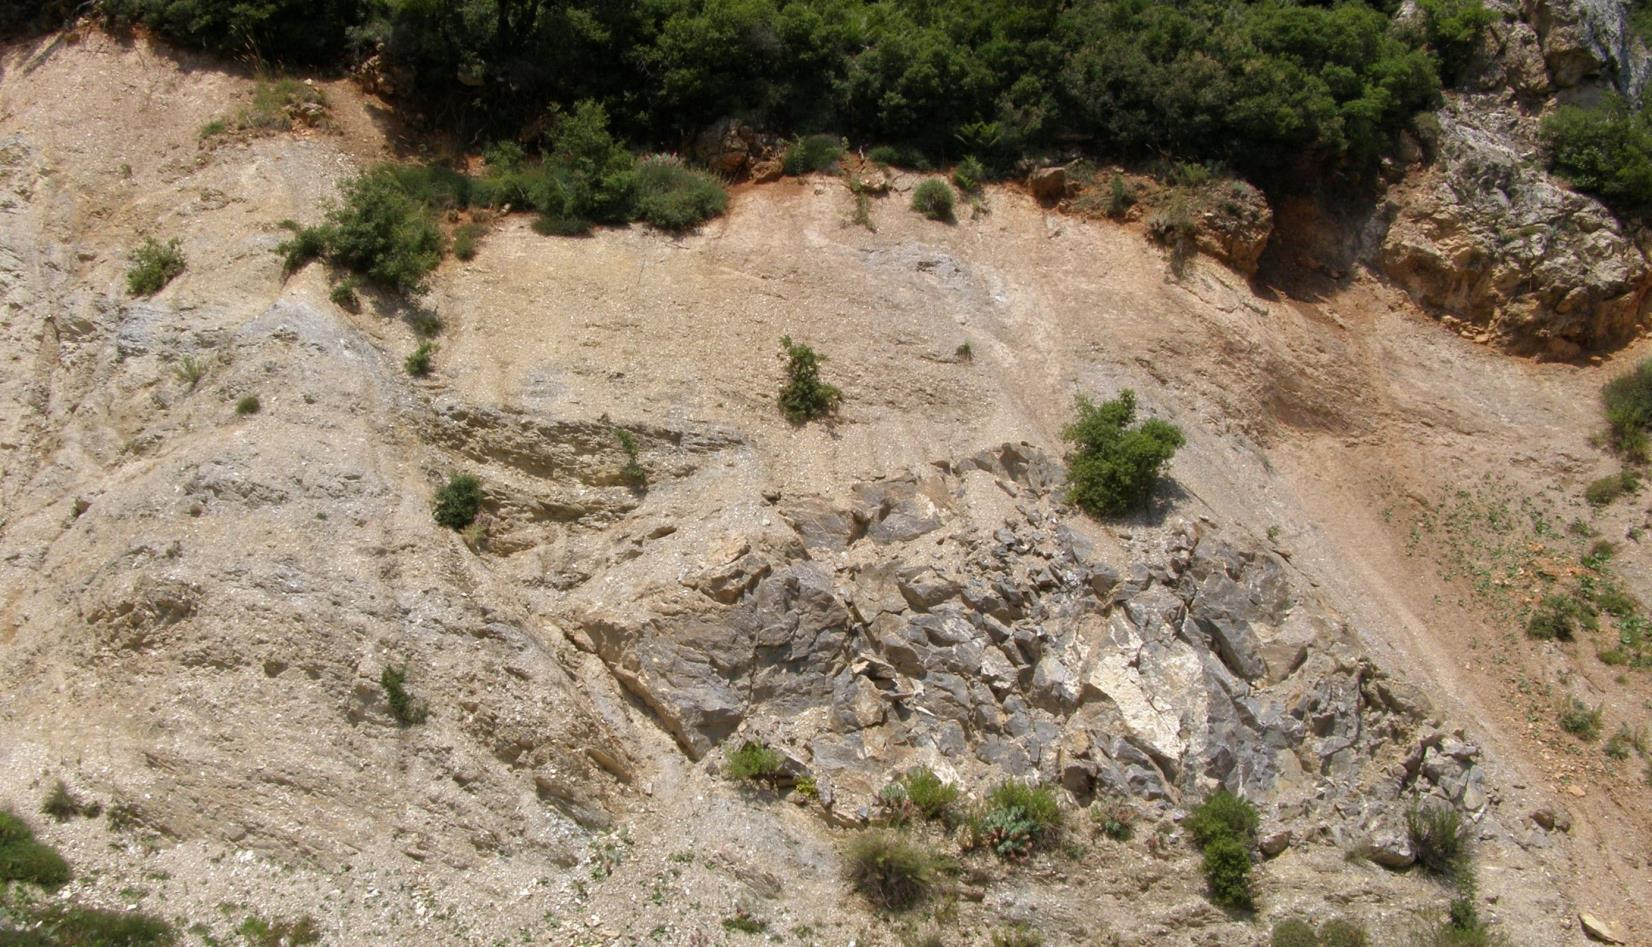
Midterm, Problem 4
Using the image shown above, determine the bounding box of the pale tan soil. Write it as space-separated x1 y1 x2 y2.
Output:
0 27 1648 947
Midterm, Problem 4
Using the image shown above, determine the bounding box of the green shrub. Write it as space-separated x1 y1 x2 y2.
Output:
0 809 71 887
911 179 955 221
452 222 484 261
898 767 960 822
845 830 944 911
235 395 261 416
329 276 360 311
277 221 328 274
405 341 436 377
126 237 186 296
724 741 786 783
1602 358 1652 462
782 135 844 176
777 336 841 423
1585 470 1640 506
633 156 728 231
20 903 176 946
1526 594 1591 641
952 156 986 193
532 215 593 237
1271 920 1317 947
1106 174 1136 218
1187 790 1259 847
1416 0 1496 84
1543 100 1652 222
318 168 445 295
432 473 482 530
1201 834 1253 910
379 665 427 726
616 428 646 487
1319 919 1371 947
1406 803 1465 877
237 914 321 947
969 780 1061 859
1063 390 1185 518
867 145 931 170
1558 698 1603 740
41 780 99 823
986 780 1061 834
990 926 1043 947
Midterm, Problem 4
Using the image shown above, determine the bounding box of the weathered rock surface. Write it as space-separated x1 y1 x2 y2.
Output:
1193 180 1274 277
1376 95 1651 357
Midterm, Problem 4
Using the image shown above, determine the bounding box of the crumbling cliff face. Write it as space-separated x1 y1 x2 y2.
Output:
1367 0 1652 357
0 30 1633 946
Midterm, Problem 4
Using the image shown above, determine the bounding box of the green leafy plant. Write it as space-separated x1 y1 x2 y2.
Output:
173 355 208 391
724 742 786 784
1406 803 1465 877
432 473 482 530
1602 358 1652 462
990 926 1043 947
911 179 955 221
278 166 443 296
405 341 436 377
235 394 261 416
12 903 175 945
952 156 986 193
329 275 360 311
40 780 99 823
127 237 186 296
0 809 70 887
1202 834 1253 910
238 914 322 947
782 134 843 175
633 155 728 231
1558 698 1603 740
721 910 767 934
845 830 946 911
777 336 841 423
1318 919 1371 947
379 665 427 726
616 428 646 486
1544 100 1652 224
897 767 959 822
1585 470 1640 506
1106 173 1136 218
1063 390 1185 518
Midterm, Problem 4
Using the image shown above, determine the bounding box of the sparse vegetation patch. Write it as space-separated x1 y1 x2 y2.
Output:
126 237 185 296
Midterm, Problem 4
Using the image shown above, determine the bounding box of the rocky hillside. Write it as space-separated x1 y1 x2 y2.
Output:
0 18 1650 947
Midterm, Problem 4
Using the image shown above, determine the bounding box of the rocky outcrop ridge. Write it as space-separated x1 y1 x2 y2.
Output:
565 443 1485 841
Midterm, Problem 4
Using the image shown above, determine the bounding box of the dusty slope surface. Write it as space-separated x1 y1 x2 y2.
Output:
0 30 1649 947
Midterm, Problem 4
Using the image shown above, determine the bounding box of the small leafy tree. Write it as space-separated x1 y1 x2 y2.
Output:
911 179 955 221
432 473 482 530
1062 390 1185 517
777 336 841 423
126 237 186 296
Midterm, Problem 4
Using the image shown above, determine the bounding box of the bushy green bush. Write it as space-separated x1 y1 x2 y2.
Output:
1201 834 1253 910
725 741 786 783
1585 470 1640 506
1544 98 1652 220
405 341 437 377
126 237 186 296
1558 698 1603 740
633 156 728 231
1525 593 1590 641
966 780 1061 860
235 395 262 416
1416 0 1497 84
777 336 841 423
1271 919 1317 947
952 156 986 193
319 168 444 295
782 135 844 175
1602 358 1652 462
1062 390 1185 518
1406 803 1465 877
899 767 960 822
911 179 955 221
432 473 482 530
379 665 427 726
0 809 71 887
845 830 945 910
1188 790 1259 848
17 904 176 946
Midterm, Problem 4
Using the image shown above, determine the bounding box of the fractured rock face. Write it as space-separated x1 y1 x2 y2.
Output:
566 443 1471 827
1377 95 1651 358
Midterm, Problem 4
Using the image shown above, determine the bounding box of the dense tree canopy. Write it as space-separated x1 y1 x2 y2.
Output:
4 0 1482 185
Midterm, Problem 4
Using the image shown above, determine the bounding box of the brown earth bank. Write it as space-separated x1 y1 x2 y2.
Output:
0 28 1649 947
